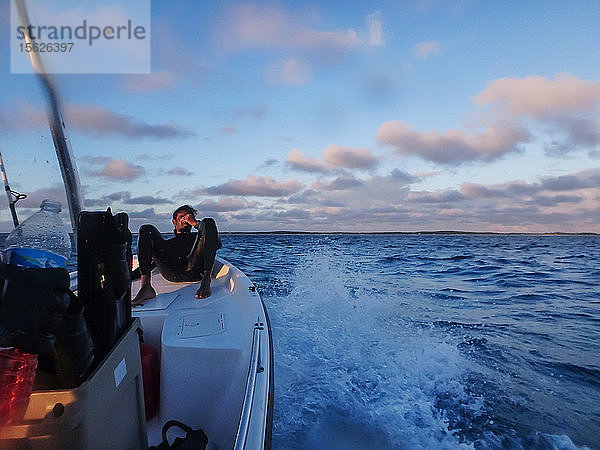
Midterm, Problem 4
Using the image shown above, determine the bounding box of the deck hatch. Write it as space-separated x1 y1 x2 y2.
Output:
176 312 225 338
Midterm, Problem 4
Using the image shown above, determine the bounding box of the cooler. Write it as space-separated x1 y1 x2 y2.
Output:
159 309 246 448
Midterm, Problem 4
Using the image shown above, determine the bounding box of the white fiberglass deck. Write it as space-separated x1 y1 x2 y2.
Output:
131 257 272 449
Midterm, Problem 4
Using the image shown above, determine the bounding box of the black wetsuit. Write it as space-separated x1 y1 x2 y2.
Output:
137 218 220 282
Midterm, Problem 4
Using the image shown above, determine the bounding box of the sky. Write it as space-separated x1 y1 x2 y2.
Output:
0 0 599 233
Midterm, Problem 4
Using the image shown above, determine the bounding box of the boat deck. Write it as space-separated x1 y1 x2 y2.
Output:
131 258 272 449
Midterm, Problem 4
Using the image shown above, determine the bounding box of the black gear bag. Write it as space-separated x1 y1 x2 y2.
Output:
77 208 132 363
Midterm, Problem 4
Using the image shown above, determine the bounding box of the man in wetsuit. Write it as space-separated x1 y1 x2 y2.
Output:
132 205 221 306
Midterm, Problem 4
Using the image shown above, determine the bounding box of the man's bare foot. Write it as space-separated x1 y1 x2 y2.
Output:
132 284 156 306
195 273 211 299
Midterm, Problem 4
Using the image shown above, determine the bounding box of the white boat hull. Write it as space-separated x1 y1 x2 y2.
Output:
132 256 273 449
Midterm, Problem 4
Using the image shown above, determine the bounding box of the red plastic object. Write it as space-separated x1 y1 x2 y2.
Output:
0 348 38 425
139 343 159 420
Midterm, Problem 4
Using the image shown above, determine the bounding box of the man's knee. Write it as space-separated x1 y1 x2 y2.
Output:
200 218 219 248
201 217 217 233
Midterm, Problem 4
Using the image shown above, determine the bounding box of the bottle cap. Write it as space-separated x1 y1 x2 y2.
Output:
40 199 62 212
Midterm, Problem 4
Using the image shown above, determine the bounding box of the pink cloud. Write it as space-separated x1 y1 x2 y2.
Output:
206 175 303 197
0 101 195 139
216 4 364 53
473 73 600 118
461 183 508 199
197 198 248 212
415 41 441 59
266 59 311 86
286 146 379 172
377 73 600 164
376 120 530 164
322 145 379 169
67 104 196 139
286 149 329 173
86 158 145 180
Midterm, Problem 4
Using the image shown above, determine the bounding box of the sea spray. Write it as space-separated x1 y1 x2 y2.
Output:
215 233 598 449
268 249 477 449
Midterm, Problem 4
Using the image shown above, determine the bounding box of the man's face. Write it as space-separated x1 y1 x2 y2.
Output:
173 210 194 233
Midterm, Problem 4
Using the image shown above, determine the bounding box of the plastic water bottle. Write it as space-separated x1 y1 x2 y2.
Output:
2 199 72 268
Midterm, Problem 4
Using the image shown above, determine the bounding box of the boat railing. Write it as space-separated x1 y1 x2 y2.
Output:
233 319 265 450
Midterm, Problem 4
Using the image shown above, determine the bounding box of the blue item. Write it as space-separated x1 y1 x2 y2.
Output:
2 199 71 268
3 247 67 268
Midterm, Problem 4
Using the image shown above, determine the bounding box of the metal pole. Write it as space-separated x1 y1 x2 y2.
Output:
14 0 84 237
0 150 21 228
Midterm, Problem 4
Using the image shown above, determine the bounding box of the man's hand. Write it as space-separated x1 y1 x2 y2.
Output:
182 213 199 228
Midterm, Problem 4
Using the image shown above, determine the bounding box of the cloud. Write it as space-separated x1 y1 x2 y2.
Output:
272 208 311 219
286 149 329 173
473 74 600 156
377 73 600 165
216 4 373 54
190 166 600 233
104 191 131 201
367 12 385 47
234 105 269 119
560 116 600 147
286 189 321 204
540 168 600 191
407 189 464 203
0 101 196 140
167 167 194 176
85 191 171 207
415 41 441 59
127 208 161 219
529 195 582 207
66 104 196 139
8 186 68 210
322 145 379 170
286 146 379 173
205 175 304 197
261 158 280 167
266 59 311 86
544 116 600 155
416 0 438 12
473 73 600 118
461 183 508 199
459 168 600 198
312 175 363 191
124 195 171 205
197 198 248 212
121 71 179 93
218 125 240 134
214 5 384 88
389 169 421 184
376 120 530 164
215 4 384 82
85 158 146 180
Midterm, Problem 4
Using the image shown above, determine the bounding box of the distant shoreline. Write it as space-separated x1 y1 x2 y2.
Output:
214 231 600 236
1 231 598 237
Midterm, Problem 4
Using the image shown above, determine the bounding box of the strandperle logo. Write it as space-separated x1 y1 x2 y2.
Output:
10 0 151 74
16 20 147 46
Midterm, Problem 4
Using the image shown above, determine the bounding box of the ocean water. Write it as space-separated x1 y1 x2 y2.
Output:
3 233 599 449
216 234 600 450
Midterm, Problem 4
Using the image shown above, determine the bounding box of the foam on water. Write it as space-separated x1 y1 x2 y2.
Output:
268 250 479 448
264 247 592 449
